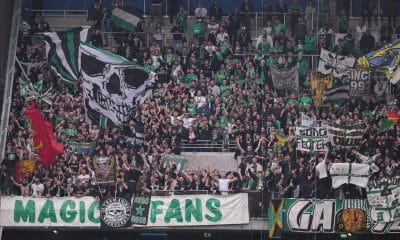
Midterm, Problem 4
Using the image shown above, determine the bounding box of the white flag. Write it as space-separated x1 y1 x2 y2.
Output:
330 163 370 188
318 48 355 78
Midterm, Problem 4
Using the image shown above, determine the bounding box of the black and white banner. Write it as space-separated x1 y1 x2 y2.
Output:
328 123 365 148
271 66 299 90
100 196 132 228
348 69 370 96
80 43 156 126
318 48 355 78
295 126 328 152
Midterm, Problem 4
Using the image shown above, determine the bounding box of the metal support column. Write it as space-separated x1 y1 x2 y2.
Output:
0 0 22 163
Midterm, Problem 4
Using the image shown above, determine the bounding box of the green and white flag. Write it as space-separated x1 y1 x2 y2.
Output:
110 6 142 32
329 163 370 189
367 177 400 222
162 154 189 172
18 78 43 98
37 27 89 83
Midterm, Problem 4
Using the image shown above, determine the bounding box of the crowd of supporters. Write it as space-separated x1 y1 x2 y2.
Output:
0 0 400 202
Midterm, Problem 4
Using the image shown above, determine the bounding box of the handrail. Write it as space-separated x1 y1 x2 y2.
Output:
102 31 169 47
25 9 88 31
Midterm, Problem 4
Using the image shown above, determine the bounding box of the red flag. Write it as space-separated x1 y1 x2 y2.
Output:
25 102 64 166
388 111 400 121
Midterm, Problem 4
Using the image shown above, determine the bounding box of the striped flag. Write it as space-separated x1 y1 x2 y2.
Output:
134 123 144 145
343 199 369 210
37 27 89 83
322 82 349 107
110 6 142 32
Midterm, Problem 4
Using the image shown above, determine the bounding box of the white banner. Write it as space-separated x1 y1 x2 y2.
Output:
318 48 355 78
146 193 249 226
0 196 100 227
367 177 400 222
295 126 328 152
330 163 370 189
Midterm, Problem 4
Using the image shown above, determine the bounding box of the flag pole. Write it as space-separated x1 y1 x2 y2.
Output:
15 57 30 81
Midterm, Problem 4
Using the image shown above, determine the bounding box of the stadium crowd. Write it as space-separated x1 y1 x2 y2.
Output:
0 0 400 202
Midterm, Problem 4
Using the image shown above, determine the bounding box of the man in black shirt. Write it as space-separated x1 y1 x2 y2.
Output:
209 0 224 22
124 164 142 198
89 28 103 48
112 176 129 198
171 21 185 53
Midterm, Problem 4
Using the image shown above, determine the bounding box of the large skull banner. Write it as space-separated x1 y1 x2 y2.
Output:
80 43 156 126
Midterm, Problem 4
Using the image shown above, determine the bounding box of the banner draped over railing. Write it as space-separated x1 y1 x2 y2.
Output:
271 198 400 235
0 194 249 228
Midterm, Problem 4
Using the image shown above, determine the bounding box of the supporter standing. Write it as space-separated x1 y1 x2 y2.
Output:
315 150 331 199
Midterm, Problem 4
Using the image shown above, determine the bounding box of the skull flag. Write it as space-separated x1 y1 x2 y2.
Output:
318 48 355 78
25 101 64 166
100 196 132 228
80 43 156 126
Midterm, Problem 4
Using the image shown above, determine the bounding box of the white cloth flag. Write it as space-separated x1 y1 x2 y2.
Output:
318 48 355 78
329 163 370 188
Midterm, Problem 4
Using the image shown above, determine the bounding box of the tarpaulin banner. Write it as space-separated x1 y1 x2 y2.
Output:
0 196 100 227
146 193 249 226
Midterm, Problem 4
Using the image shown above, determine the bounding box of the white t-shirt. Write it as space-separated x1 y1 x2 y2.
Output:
77 174 91 183
31 183 44 197
316 161 328 179
194 96 207 108
195 7 207 18
218 179 230 192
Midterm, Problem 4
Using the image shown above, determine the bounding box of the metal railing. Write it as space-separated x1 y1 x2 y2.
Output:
152 190 268 218
180 140 237 152
0 0 21 164
26 10 88 30
102 31 169 49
